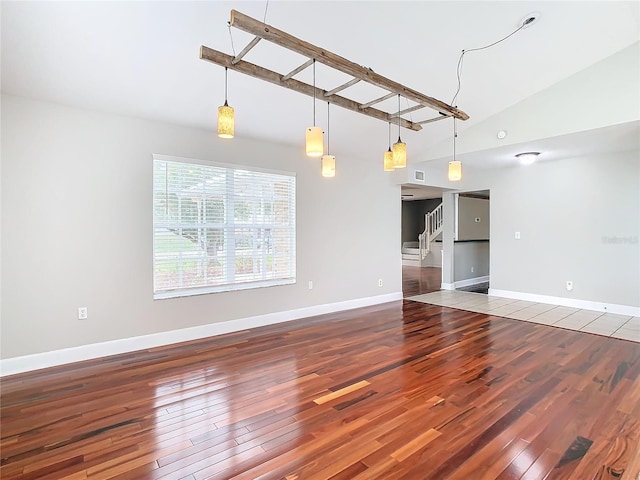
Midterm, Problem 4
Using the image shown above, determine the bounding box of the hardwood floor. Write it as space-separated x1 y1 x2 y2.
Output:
2 297 640 479
402 266 442 297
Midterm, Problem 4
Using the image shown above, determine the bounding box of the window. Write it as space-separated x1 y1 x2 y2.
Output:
153 155 296 299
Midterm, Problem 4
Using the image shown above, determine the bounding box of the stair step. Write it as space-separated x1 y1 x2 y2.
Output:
402 258 421 267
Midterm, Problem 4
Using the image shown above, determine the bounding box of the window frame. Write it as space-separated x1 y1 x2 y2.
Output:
152 154 296 300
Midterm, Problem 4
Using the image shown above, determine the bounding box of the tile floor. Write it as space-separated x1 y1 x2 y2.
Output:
408 290 639 343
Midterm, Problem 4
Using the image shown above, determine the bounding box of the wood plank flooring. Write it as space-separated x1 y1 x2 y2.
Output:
401 266 442 297
2 271 640 479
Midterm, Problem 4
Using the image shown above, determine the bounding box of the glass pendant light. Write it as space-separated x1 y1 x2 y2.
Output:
383 122 394 171
217 67 234 139
306 59 323 157
392 94 406 168
448 117 462 181
322 102 336 177
448 160 462 181
322 155 336 177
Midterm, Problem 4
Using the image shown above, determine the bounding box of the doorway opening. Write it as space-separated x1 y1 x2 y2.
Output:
452 190 490 294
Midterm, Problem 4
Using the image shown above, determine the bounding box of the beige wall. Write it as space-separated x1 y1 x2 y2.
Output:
454 242 490 282
439 148 640 308
489 150 639 306
457 196 489 241
1 94 402 359
419 42 640 308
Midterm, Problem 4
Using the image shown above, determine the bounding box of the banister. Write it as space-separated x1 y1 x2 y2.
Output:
418 203 443 260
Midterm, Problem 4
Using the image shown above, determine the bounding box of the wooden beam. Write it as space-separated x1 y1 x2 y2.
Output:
281 58 314 81
324 78 361 97
232 36 261 65
229 9 469 121
200 46 422 131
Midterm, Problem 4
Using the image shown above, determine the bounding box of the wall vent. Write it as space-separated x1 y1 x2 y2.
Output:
414 170 425 181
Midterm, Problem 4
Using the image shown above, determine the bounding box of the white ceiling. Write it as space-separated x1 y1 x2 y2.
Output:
2 1 639 167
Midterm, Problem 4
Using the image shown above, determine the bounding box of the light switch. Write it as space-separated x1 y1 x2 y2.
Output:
515 231 521 239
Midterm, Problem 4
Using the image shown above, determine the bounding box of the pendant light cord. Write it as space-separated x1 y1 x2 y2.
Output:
451 20 530 107
448 18 532 170
224 67 228 104
388 122 391 149
326 102 330 154
227 23 236 57
312 59 316 126
397 94 401 142
453 117 457 159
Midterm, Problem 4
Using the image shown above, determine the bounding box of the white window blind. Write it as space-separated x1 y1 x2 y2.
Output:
153 155 296 299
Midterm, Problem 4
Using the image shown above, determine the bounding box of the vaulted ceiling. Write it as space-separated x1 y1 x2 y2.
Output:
2 1 638 169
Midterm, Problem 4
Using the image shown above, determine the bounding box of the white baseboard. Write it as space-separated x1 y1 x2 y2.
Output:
441 276 489 290
488 288 640 317
454 276 490 289
0 292 403 377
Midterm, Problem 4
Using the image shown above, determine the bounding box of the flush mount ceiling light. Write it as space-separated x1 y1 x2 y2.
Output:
200 10 468 170
516 152 540 165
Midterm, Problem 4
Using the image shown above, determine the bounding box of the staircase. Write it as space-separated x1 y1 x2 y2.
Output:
401 241 422 267
419 203 443 259
403 203 444 267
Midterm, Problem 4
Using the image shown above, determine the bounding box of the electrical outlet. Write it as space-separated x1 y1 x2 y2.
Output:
515 231 521 239
566 281 573 291
308 281 313 290
78 307 88 320
378 279 383 287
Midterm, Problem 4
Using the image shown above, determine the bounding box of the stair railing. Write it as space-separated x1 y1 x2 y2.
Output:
418 203 443 259
418 230 427 259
